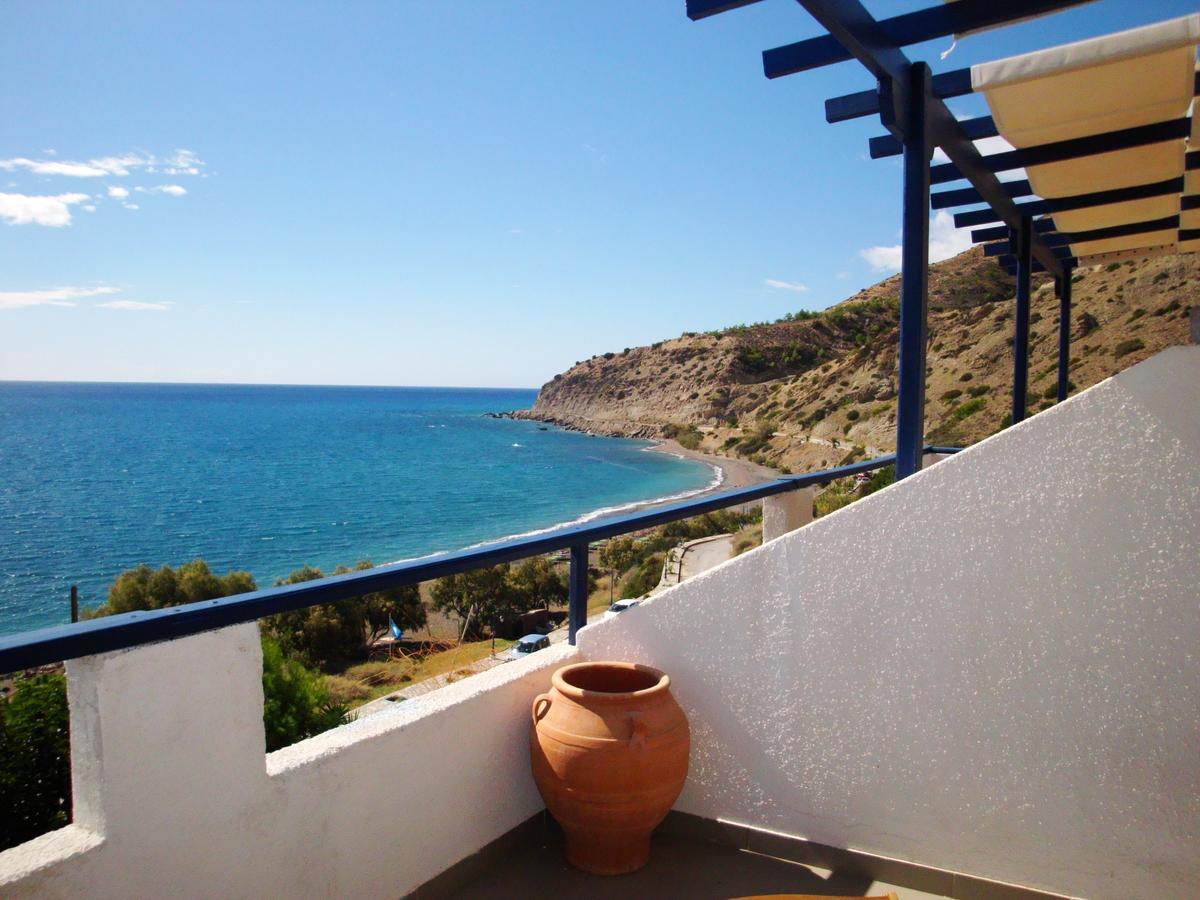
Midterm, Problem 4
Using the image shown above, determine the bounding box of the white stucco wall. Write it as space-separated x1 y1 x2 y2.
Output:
579 347 1200 899
0 623 578 899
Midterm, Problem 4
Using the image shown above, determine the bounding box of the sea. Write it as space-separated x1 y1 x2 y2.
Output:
0 382 720 637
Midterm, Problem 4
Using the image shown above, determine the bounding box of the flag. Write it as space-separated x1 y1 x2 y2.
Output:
389 616 403 641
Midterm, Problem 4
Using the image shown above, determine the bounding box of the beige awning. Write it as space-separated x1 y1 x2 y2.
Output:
971 14 1200 265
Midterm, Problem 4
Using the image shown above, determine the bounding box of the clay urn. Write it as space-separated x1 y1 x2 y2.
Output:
530 661 690 875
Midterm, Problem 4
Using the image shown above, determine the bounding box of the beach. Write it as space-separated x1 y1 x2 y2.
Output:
649 438 780 492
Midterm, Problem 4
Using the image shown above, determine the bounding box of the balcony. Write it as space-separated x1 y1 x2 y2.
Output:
1 346 1196 899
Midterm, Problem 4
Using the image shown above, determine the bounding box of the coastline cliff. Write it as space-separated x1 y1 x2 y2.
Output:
517 247 1197 473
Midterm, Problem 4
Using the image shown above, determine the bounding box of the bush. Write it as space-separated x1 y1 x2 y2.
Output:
663 422 702 451
949 397 987 421
1113 338 1145 359
959 372 974 382
846 409 860 421
1127 308 1146 322
0 672 71 850
621 554 665 599
736 346 771 374
966 385 991 398
261 638 348 752
940 389 963 401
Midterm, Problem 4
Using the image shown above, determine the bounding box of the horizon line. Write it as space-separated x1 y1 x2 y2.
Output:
0 377 540 391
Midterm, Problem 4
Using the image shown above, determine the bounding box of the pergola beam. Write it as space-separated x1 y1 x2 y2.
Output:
764 0 1094 78
973 218 1057 244
872 115 998 158
932 179 1034 210
930 118 1193 185
954 177 1186 227
686 0 766 20
825 69 970 123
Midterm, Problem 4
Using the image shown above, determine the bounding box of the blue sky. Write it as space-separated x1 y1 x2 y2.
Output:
1 0 1193 387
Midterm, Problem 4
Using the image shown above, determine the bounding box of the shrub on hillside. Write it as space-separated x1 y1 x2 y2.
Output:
949 397 986 422
621 554 665 600
663 422 702 450
1112 339 1145 359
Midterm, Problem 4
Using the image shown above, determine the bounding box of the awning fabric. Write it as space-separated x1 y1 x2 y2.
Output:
970 14 1200 263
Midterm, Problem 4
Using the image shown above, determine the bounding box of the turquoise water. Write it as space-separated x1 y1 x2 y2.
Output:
0 382 718 636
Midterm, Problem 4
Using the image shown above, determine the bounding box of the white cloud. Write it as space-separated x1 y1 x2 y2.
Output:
156 149 204 176
0 149 205 179
97 299 170 311
107 185 129 199
0 285 117 310
859 210 973 273
154 184 187 196
123 202 140 210
764 278 809 293
0 192 91 227
1 285 174 312
83 204 97 212
859 244 904 272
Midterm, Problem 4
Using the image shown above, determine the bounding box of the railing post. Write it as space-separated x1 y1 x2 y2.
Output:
1012 215 1033 425
894 62 932 482
762 487 815 542
568 542 588 645
1056 264 1072 403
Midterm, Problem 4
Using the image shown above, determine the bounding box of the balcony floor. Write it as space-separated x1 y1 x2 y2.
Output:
445 826 947 900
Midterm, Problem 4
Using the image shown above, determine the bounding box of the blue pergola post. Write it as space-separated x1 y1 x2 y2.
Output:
894 62 932 481
567 541 588 645
1012 216 1033 425
1056 265 1072 402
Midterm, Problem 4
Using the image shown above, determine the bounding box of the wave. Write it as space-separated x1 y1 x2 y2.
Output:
380 452 726 567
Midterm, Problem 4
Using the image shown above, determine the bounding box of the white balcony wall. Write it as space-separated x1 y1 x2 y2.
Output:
579 347 1200 900
0 623 576 898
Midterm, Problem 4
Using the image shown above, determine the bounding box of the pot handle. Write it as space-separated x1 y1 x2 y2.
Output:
628 712 648 751
531 693 552 726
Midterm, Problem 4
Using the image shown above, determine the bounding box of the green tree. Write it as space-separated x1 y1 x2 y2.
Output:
92 559 255 617
346 561 427 644
508 557 568 610
599 537 640 604
430 565 520 640
0 672 71 851
262 566 365 667
260 638 347 752
261 562 428 666
621 554 665 600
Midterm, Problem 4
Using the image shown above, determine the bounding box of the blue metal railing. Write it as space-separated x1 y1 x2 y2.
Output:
0 446 960 672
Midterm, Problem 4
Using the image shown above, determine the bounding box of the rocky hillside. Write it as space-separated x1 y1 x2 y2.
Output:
520 247 1197 474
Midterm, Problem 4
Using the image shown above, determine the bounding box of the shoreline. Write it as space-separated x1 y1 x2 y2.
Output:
646 438 780 493
385 433 780 568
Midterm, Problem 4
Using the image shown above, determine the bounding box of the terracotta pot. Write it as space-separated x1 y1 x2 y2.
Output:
530 661 690 875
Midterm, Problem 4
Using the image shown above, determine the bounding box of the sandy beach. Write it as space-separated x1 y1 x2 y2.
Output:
649 438 780 493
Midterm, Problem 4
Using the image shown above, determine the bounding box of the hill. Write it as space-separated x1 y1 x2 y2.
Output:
519 247 1197 473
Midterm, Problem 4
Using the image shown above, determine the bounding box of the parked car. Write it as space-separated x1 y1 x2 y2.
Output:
603 599 641 620
503 633 550 661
